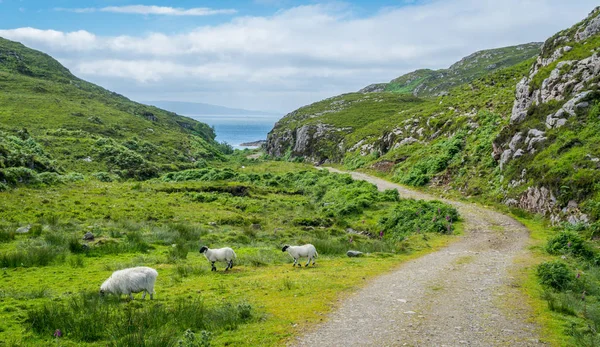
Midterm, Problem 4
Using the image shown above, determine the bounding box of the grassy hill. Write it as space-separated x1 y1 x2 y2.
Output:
359 43 542 97
0 37 224 185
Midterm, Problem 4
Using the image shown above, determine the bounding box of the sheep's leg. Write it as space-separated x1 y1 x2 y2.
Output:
226 259 233 270
142 291 147 300
129 293 134 300
293 258 298 267
211 261 217 271
150 292 154 300
305 257 310 267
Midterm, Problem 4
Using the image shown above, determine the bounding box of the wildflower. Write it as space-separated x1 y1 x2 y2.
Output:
54 329 62 338
576 273 581 279
568 241 572 248
349 237 353 243
445 215 450 221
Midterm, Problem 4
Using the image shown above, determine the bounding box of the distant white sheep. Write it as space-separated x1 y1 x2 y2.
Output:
100 266 158 300
199 246 236 271
282 244 318 267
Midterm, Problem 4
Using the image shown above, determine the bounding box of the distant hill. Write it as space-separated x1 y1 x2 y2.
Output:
360 43 542 97
146 101 279 116
0 37 224 183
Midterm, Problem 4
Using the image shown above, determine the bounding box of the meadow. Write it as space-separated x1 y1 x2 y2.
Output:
0 158 460 346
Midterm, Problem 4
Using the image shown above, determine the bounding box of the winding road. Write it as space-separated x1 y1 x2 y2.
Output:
292 169 543 346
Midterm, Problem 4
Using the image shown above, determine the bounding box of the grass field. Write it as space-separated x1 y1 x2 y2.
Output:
0 160 460 346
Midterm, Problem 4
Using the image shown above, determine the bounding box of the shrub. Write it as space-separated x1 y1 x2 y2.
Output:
545 231 595 259
537 260 573 291
379 199 459 238
0 229 15 243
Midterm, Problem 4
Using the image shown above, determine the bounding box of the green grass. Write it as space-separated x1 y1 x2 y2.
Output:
0 159 460 346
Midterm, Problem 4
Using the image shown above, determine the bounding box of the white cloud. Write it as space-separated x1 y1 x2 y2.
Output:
2 0 599 112
55 5 237 16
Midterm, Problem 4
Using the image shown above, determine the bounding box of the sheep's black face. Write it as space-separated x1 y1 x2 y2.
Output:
281 245 289 252
199 246 208 254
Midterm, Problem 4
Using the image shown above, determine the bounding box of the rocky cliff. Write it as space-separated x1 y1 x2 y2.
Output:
492 6 600 223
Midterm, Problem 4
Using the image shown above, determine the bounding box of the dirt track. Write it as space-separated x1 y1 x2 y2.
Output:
292 169 543 346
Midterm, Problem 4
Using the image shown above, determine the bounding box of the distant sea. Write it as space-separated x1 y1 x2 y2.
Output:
186 115 280 149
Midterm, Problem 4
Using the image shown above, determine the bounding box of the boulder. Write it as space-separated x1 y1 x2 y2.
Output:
15 224 31 234
83 232 95 241
347 250 364 257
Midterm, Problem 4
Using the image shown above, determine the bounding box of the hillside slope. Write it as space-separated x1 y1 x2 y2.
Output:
359 43 542 97
266 7 600 224
0 37 223 183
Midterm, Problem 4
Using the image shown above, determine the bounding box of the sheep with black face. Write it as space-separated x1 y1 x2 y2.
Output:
199 246 236 271
282 244 318 267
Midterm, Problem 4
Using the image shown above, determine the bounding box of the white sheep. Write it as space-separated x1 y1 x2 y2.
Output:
199 246 236 271
282 244 318 267
100 266 158 300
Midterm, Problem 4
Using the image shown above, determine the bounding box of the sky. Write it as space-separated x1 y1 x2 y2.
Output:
0 1 598 114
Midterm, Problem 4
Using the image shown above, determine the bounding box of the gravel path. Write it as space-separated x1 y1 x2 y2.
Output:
292 169 543 347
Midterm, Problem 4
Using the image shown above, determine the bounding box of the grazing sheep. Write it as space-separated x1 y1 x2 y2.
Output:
100 266 158 300
282 244 318 267
199 246 236 271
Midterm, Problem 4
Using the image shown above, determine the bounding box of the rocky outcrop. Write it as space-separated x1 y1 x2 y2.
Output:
359 83 387 93
265 123 349 163
505 186 589 226
518 187 556 215
510 8 600 126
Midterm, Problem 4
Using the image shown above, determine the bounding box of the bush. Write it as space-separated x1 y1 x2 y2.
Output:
379 199 459 238
545 231 595 259
537 260 573 291
92 172 117 182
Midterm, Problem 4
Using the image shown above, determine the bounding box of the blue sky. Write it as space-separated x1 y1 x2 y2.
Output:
0 1 598 113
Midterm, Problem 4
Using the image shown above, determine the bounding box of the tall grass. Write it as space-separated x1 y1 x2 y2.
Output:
0 241 65 268
26 292 254 344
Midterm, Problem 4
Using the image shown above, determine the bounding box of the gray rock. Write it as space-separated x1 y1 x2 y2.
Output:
568 214 589 225
359 83 387 93
15 224 31 234
555 119 568 128
525 129 547 152
562 91 591 116
83 232 95 241
347 250 364 257
510 78 532 124
499 149 513 170
398 137 418 147
513 149 525 158
504 199 518 207
508 133 523 151
576 10 600 42
518 187 556 215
